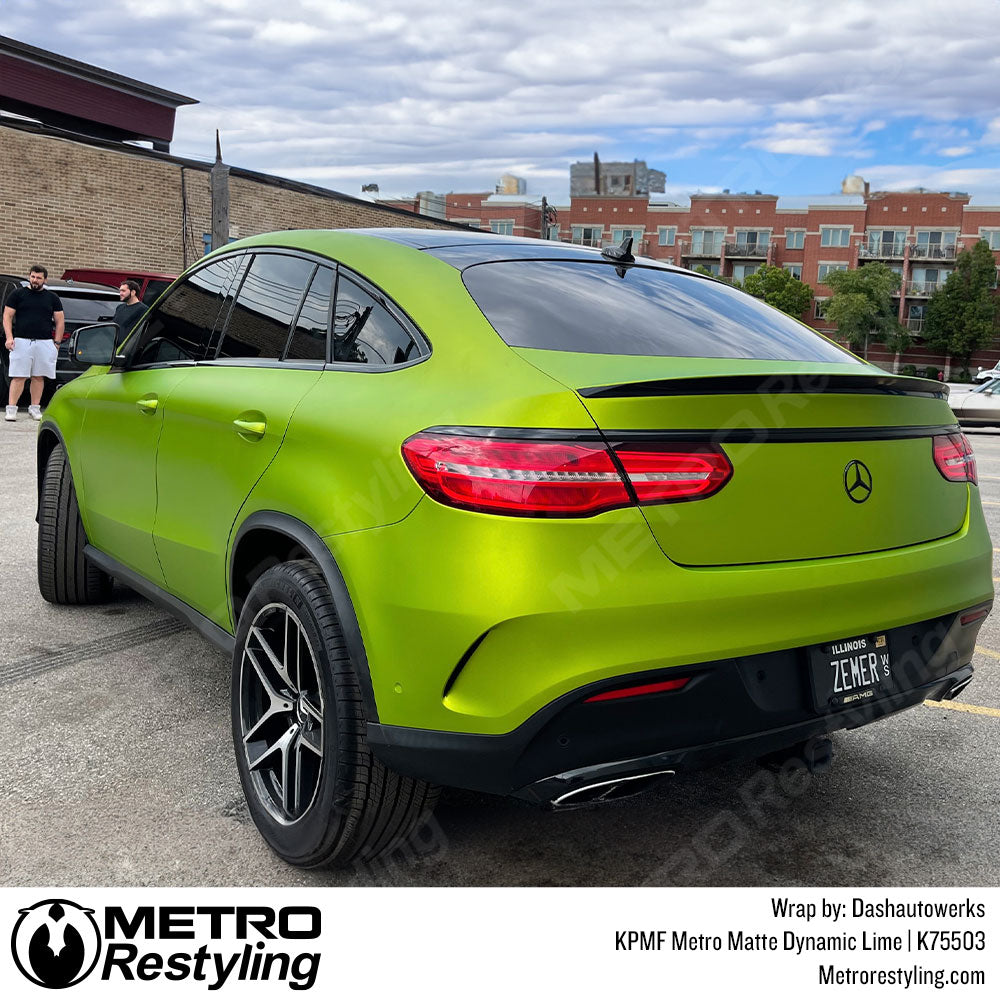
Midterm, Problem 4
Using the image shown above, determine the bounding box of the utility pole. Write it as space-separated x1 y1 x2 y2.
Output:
540 196 548 240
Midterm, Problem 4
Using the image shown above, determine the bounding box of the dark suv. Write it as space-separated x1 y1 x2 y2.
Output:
1 275 119 405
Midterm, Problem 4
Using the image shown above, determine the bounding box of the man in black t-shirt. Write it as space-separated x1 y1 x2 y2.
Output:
3 265 64 421
115 279 148 338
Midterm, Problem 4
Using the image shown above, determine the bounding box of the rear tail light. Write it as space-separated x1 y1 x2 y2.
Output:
933 433 977 485
584 676 691 702
401 432 732 517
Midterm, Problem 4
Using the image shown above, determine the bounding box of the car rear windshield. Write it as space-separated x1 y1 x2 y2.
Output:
461 260 860 362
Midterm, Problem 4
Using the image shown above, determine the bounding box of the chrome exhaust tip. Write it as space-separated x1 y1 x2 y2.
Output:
550 769 674 809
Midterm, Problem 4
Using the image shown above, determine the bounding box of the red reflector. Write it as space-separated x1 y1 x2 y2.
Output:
584 676 691 703
613 444 732 503
960 607 990 626
401 434 631 516
933 433 977 485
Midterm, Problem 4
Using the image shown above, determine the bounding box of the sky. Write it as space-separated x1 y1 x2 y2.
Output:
4 0 1000 205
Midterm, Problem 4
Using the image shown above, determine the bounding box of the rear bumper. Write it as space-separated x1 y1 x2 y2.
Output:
367 607 986 801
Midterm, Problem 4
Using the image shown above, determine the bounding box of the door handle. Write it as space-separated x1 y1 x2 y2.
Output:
136 395 158 415
234 417 266 441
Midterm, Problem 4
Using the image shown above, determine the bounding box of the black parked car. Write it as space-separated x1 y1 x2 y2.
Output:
0 276 119 406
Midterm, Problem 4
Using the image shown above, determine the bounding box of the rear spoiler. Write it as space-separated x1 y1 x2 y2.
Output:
578 373 949 400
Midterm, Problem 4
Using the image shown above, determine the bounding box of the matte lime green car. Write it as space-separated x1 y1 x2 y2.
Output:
36 229 992 867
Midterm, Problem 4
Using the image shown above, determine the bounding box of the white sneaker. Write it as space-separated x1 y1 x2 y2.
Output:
4 406 16 422
27 405 42 421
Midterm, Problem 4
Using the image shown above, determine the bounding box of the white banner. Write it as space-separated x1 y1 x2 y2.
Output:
1 887 995 997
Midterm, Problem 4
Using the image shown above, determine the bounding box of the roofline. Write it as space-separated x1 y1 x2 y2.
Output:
0 117 474 230
0 34 197 107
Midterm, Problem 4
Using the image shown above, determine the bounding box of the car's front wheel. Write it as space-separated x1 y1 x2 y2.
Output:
231 560 439 867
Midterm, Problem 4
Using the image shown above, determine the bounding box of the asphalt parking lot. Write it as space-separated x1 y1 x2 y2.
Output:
1 415 998 888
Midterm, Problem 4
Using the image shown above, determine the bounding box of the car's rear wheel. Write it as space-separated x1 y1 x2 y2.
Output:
231 560 439 867
37 444 113 604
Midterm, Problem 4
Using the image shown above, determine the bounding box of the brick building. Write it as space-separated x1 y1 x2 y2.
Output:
398 174 1000 375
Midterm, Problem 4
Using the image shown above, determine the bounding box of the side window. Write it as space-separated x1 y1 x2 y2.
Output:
217 253 315 361
129 255 244 367
285 266 333 362
332 274 422 366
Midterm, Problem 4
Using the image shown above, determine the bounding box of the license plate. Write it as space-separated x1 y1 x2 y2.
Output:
808 632 895 712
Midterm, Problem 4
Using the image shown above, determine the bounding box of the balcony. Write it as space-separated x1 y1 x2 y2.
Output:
906 280 945 296
859 240 907 260
910 243 957 261
569 234 603 248
906 318 925 333
680 240 724 258
723 241 772 258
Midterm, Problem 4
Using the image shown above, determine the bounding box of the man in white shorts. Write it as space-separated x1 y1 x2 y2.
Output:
3 265 64 421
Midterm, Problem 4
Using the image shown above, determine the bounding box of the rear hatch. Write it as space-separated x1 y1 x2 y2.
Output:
460 257 967 567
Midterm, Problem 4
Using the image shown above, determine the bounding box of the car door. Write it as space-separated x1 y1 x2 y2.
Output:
77 254 246 584
152 252 330 627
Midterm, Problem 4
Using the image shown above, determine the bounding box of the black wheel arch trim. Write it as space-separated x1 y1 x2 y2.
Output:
229 511 379 723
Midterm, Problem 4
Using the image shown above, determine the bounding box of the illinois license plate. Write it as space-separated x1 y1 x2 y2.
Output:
808 632 895 711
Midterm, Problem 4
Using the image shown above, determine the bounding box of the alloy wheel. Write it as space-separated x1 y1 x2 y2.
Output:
238 603 325 825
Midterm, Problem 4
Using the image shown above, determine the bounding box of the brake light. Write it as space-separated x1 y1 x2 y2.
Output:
933 433 977 485
402 432 732 517
614 445 732 502
584 676 691 702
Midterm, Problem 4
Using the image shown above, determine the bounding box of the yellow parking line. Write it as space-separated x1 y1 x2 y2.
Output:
975 644 1000 660
924 700 1000 718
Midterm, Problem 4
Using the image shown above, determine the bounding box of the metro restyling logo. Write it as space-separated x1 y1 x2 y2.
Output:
11 901 321 990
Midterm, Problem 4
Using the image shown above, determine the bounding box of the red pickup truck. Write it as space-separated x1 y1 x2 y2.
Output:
61 268 177 304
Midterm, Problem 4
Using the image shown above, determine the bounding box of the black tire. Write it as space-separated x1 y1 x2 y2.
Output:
37 444 113 604
231 559 439 868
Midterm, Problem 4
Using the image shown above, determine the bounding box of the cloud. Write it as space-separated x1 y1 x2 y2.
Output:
3 0 1000 199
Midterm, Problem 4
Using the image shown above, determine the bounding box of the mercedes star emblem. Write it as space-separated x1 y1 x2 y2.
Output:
844 460 873 503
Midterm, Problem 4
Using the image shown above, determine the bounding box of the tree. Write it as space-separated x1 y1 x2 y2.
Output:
923 240 1000 370
823 262 910 357
740 264 813 316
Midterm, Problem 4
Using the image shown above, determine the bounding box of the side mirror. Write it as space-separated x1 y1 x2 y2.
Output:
72 323 119 365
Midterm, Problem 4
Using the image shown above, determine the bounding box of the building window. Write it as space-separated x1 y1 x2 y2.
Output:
863 229 907 256
690 229 724 254
733 230 770 251
571 225 602 247
547 224 560 241
657 226 677 247
817 262 848 282
611 227 643 246
783 264 803 280
785 230 805 249
202 233 212 257
490 220 514 236
814 299 829 319
980 230 1000 250
690 262 720 276
731 263 761 283
820 227 851 247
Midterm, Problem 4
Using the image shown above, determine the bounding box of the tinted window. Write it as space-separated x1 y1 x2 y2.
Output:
57 292 118 326
332 274 421 366
286 266 333 362
142 280 171 304
217 254 315 360
130 255 244 366
462 260 860 363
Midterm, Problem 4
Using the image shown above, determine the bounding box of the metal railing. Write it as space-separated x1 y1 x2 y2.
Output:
905 280 945 296
723 241 770 258
910 243 957 260
858 240 907 259
569 234 603 247
680 240 725 257
906 318 925 333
